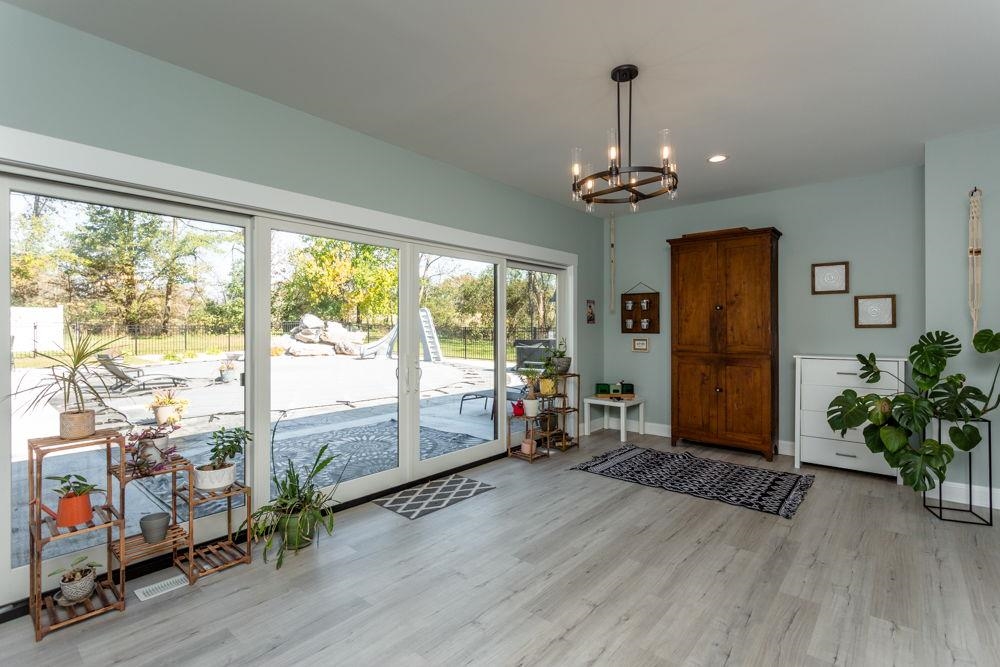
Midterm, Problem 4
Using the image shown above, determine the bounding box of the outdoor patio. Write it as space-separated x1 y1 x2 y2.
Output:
10 353 509 566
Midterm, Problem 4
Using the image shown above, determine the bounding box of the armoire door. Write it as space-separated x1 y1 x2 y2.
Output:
719 235 772 355
717 356 771 448
671 241 718 354
672 355 718 438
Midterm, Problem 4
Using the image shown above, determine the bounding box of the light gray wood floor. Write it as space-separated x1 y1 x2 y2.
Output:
4 431 1000 666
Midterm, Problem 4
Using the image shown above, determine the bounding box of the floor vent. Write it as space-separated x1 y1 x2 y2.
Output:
133 574 189 602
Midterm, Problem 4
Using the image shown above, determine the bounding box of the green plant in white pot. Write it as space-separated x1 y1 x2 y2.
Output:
518 368 542 417
13 331 118 439
194 427 251 491
49 555 102 603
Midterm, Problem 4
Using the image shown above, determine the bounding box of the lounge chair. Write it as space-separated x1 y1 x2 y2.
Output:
96 354 188 393
459 385 527 419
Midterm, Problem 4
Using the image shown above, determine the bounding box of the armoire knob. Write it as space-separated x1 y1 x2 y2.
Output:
715 387 723 393
714 304 723 311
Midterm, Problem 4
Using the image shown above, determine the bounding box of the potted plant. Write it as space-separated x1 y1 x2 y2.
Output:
12 331 118 439
127 424 179 466
547 337 572 374
218 359 238 383
194 426 251 491
48 555 102 603
45 474 104 527
518 368 542 417
246 444 344 568
827 329 1000 492
148 388 189 426
538 359 558 396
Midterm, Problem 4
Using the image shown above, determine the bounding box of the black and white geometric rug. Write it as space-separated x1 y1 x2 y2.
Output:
373 474 495 520
573 445 814 519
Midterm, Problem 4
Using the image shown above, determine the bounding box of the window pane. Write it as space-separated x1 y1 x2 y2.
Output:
9 192 246 567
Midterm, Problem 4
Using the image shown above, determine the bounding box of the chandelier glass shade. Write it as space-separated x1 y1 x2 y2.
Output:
571 64 678 213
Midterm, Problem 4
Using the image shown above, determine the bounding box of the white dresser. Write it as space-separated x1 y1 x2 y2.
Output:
794 354 907 477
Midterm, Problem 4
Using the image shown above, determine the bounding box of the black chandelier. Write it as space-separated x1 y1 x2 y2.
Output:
571 64 678 213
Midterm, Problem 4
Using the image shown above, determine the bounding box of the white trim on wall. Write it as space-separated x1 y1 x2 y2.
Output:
0 125 578 269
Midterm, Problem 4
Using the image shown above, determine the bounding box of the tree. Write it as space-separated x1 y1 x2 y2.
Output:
10 195 63 307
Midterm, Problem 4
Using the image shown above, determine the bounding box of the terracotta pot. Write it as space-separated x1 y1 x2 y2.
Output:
521 438 536 455
56 492 94 528
194 463 235 491
59 410 95 440
153 405 178 426
523 399 539 417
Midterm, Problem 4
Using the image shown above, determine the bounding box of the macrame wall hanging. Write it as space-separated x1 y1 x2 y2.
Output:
969 187 983 333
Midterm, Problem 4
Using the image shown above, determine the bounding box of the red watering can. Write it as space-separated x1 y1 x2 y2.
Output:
511 400 525 416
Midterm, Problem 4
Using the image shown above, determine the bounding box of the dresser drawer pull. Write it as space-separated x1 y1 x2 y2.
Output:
835 452 858 458
835 371 858 376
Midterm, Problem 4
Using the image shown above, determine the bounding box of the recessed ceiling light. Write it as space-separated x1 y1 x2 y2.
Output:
707 154 728 164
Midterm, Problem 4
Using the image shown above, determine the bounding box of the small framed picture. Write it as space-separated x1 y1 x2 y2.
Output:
812 261 850 294
585 299 596 324
855 294 896 328
632 337 649 352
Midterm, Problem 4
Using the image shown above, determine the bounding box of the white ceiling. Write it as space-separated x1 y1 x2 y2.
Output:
9 0 1000 213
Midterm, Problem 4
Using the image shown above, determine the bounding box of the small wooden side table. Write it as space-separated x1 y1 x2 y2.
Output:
583 396 646 443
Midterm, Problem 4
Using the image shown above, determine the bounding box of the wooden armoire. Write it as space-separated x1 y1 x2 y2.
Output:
667 227 781 460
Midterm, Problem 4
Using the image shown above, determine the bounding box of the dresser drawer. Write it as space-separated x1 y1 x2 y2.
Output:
800 358 900 390
800 384 897 412
799 435 894 476
800 410 865 443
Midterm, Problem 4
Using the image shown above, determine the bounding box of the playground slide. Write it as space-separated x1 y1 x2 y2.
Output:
358 308 443 362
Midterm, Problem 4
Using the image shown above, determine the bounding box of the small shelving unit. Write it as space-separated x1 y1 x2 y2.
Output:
173 481 252 581
538 373 580 452
507 414 551 462
28 429 127 641
110 453 195 582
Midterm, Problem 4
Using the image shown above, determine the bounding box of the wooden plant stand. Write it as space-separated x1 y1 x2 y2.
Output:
507 414 550 462
538 373 580 452
173 481 252 581
110 453 195 582
28 429 127 641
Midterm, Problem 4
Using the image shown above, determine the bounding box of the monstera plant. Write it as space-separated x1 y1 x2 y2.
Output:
827 329 1000 492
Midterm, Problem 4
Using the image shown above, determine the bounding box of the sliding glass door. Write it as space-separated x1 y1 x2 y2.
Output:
412 250 504 476
0 177 250 603
268 223 404 500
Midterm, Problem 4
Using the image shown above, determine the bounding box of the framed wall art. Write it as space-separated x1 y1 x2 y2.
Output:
632 337 649 352
855 294 896 328
811 261 850 294
621 282 660 334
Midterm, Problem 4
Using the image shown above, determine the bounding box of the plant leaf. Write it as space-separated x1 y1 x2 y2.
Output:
973 329 1000 354
890 394 934 433
879 425 910 453
863 423 885 453
949 424 983 452
827 390 871 435
897 439 955 492
930 382 987 421
856 353 881 383
912 368 940 393
909 331 961 377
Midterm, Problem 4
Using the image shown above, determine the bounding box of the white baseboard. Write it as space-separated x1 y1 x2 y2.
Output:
585 418 795 456
937 480 1000 510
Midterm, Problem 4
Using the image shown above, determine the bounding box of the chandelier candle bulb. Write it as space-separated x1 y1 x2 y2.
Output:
659 129 672 163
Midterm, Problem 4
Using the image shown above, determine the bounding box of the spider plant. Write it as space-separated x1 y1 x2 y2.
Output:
13 331 119 414
245 444 348 568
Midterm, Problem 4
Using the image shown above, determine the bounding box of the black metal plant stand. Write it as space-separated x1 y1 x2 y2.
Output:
923 418 993 526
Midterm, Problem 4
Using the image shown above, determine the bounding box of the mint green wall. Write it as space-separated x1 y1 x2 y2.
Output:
0 2 603 386
925 127 1000 485
603 166 925 442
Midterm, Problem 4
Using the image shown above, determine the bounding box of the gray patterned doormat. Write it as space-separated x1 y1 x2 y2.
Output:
573 445 814 519
374 474 495 520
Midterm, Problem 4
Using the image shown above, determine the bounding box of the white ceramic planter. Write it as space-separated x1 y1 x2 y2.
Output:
138 436 169 464
60 410 95 440
194 463 235 491
153 405 178 425
522 399 539 417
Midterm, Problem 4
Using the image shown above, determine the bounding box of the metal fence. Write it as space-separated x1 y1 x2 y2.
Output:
15 321 555 362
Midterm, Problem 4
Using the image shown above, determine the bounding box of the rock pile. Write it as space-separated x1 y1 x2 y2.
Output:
286 314 366 356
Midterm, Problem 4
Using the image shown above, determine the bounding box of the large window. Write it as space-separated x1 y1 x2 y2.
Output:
8 190 247 567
